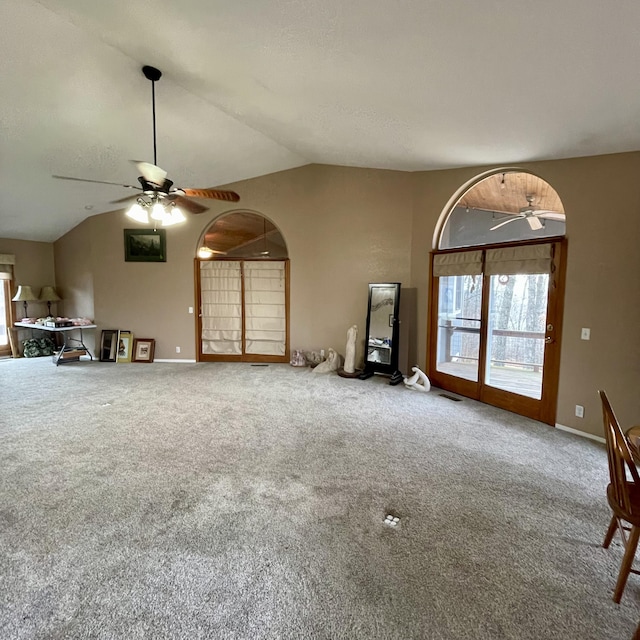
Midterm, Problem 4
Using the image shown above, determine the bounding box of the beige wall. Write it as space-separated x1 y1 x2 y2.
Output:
39 152 640 439
410 151 640 437
0 238 56 319
54 164 414 367
53 220 95 348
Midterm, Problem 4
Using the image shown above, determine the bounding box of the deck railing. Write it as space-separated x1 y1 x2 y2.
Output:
438 321 545 372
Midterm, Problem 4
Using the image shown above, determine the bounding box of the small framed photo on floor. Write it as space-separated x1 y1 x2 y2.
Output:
132 338 155 363
117 331 133 363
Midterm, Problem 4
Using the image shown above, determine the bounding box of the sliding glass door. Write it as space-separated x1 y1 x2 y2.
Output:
435 274 483 394
429 240 565 424
484 273 548 400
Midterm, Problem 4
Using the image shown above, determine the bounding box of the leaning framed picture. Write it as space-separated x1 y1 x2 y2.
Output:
124 228 166 262
132 338 155 363
117 331 133 363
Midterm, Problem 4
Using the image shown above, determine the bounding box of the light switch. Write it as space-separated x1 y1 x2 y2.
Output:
188 306 194 314
581 328 591 340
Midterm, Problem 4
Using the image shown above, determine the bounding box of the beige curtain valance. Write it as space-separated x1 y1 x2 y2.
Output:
484 244 552 276
0 254 15 281
432 250 483 277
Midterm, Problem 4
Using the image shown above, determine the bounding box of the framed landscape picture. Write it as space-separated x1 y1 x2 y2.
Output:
132 338 155 363
124 228 166 262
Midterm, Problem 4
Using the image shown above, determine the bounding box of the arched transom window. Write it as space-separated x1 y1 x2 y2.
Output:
439 171 565 250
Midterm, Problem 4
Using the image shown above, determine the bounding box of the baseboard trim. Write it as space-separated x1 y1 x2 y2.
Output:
154 359 197 364
555 423 605 444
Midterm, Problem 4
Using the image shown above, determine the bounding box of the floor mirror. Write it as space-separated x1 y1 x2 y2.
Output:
359 282 403 384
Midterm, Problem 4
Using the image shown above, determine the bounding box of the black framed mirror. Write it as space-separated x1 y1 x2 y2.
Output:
360 283 403 384
99 329 118 362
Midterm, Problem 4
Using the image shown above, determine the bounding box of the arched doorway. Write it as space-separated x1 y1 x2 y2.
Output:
428 170 567 425
194 211 290 363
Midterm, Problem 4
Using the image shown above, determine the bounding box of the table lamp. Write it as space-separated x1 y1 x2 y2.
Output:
12 285 38 319
39 285 61 316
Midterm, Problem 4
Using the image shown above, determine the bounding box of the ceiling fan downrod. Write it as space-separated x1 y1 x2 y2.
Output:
142 65 162 166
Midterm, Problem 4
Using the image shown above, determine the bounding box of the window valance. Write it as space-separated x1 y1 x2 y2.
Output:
484 244 552 276
0 254 15 281
432 250 483 277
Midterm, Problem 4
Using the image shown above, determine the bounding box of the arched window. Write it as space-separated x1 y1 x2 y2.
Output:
197 211 288 259
439 171 565 249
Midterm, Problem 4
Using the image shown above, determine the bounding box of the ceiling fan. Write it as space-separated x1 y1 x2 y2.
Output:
490 195 565 231
53 65 240 225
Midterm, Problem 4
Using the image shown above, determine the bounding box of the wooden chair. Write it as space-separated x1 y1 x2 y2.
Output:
599 390 640 603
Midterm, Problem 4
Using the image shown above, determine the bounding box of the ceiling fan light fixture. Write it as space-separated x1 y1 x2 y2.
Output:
162 206 186 227
126 202 149 224
150 202 166 222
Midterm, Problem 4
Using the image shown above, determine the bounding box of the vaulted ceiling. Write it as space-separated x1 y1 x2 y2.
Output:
3 0 640 242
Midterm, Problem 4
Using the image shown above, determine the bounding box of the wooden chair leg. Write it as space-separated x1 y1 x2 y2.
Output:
604 515 618 549
613 525 640 603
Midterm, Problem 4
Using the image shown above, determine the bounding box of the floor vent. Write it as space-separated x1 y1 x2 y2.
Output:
250 364 269 367
439 393 462 402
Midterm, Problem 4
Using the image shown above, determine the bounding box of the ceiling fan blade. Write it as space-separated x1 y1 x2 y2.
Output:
490 215 524 231
133 161 168 186
534 211 565 221
172 195 209 215
527 216 544 231
53 175 141 190
110 194 140 205
182 188 240 202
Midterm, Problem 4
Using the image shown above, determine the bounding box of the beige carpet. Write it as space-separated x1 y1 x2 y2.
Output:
0 357 637 639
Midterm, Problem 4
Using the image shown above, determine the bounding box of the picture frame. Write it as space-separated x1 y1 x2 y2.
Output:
99 329 119 362
117 330 133 363
124 228 166 262
132 338 155 363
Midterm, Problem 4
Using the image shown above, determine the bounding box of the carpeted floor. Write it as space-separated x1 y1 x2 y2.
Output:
0 357 638 639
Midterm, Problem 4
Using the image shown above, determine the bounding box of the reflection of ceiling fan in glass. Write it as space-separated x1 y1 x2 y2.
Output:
490 195 566 231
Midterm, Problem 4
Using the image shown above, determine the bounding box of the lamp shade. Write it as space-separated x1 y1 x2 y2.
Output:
39 286 61 302
12 285 38 302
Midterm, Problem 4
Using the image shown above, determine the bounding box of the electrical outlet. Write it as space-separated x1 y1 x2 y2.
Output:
581 328 590 340
575 405 584 418
176 346 181 354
